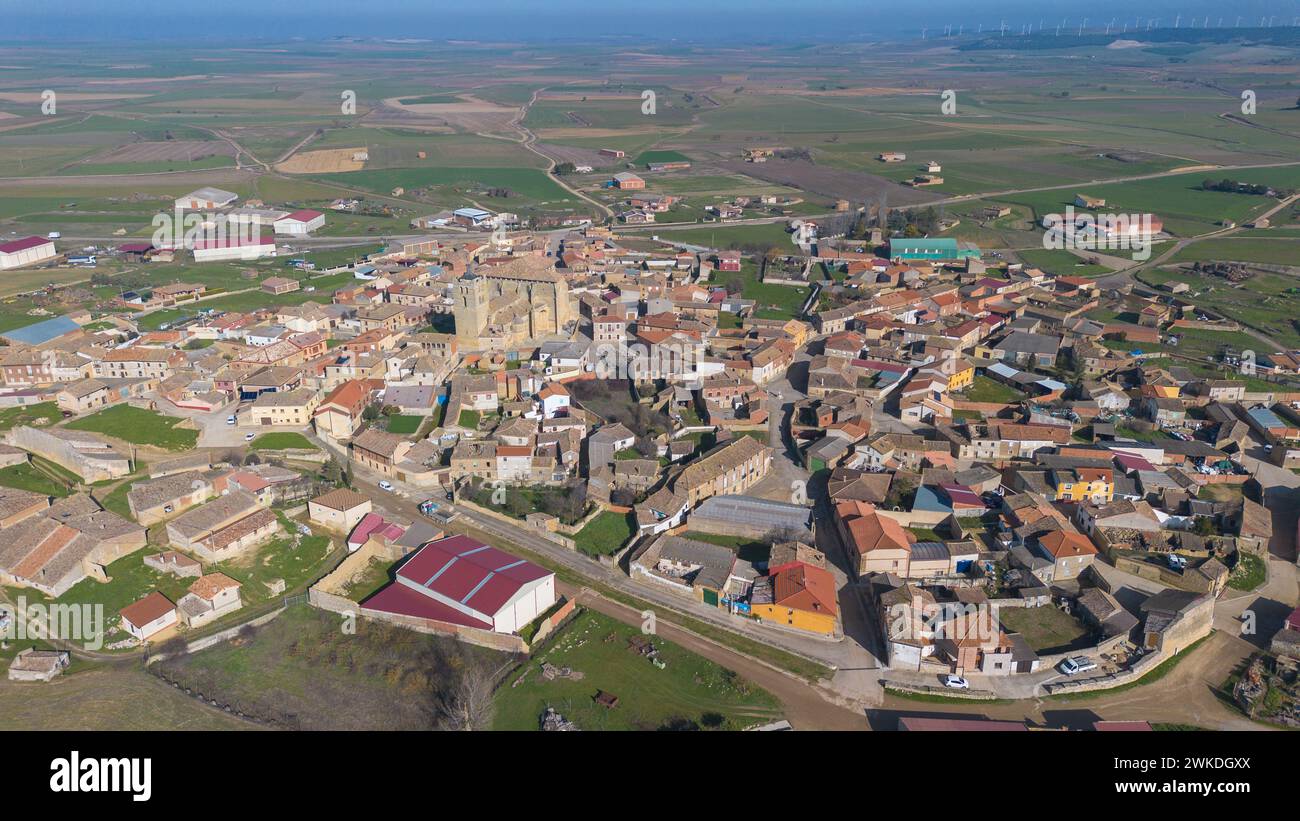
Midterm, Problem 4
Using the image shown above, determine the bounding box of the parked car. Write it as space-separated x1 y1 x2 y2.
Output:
1167 553 1187 571
942 675 969 689
1059 656 1098 676
378 480 394 492
226 415 237 425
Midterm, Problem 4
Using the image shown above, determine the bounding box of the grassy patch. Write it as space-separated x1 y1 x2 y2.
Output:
155 606 499 730
962 375 1024 404
0 462 73 497
0 667 252 730
492 609 781 731
66 405 198 451
457 409 480 429
1227 552 1267 591
250 432 318 451
0 402 62 432
384 415 424 435
998 605 1093 654
572 510 636 557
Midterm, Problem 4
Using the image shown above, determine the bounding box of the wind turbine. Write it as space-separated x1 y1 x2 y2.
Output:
1174 14 1181 28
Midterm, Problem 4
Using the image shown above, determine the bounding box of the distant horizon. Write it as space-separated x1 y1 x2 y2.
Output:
3 0 1298 42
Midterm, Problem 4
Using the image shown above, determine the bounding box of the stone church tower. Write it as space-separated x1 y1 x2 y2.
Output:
453 269 487 345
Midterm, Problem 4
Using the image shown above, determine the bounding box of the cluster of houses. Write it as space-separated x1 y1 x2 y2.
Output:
1 191 1296 695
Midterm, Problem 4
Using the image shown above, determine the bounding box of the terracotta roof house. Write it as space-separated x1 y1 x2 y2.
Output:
834 499 915 578
119 591 178 641
1033 530 1098 580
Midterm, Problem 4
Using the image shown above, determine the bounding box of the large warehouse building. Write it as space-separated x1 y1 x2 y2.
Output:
0 236 57 270
362 535 555 635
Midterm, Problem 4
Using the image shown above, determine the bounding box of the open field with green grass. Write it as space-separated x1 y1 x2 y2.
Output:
66 405 198 451
493 609 782 731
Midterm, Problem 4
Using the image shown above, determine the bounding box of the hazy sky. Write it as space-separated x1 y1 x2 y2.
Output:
3 0 1298 41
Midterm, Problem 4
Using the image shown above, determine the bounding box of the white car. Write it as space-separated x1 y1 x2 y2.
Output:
226 416 237 425
942 675 969 690
244 432 256 442
378 480 394 492
1059 656 1098 676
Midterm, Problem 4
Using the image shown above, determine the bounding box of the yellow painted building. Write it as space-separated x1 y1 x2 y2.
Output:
749 562 838 636
1054 467 1114 504
946 361 975 392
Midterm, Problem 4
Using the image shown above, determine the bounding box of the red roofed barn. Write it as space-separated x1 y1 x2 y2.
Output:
363 535 556 634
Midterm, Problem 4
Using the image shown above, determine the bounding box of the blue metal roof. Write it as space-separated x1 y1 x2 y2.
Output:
0 315 79 346
1247 407 1285 429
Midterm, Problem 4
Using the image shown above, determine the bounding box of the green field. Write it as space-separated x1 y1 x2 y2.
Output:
66 406 198 451
250 432 318 451
1016 247 1115 277
0 461 74 497
961 375 1025 404
384 415 425 435
572 510 636 556
998 605 1093 654
492 609 781 731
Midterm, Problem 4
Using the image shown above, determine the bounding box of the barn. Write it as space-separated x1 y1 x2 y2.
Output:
191 235 277 262
273 209 326 235
0 236 57 270
362 535 556 635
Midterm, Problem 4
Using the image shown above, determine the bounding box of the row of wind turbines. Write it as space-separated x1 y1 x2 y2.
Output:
921 15 1300 39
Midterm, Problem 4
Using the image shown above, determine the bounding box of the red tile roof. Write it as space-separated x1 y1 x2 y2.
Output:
119 591 175 628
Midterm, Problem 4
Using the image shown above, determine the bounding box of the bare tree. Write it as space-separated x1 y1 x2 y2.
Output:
434 662 497 731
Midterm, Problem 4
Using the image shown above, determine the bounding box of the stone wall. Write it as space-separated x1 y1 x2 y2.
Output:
1043 648 1166 695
